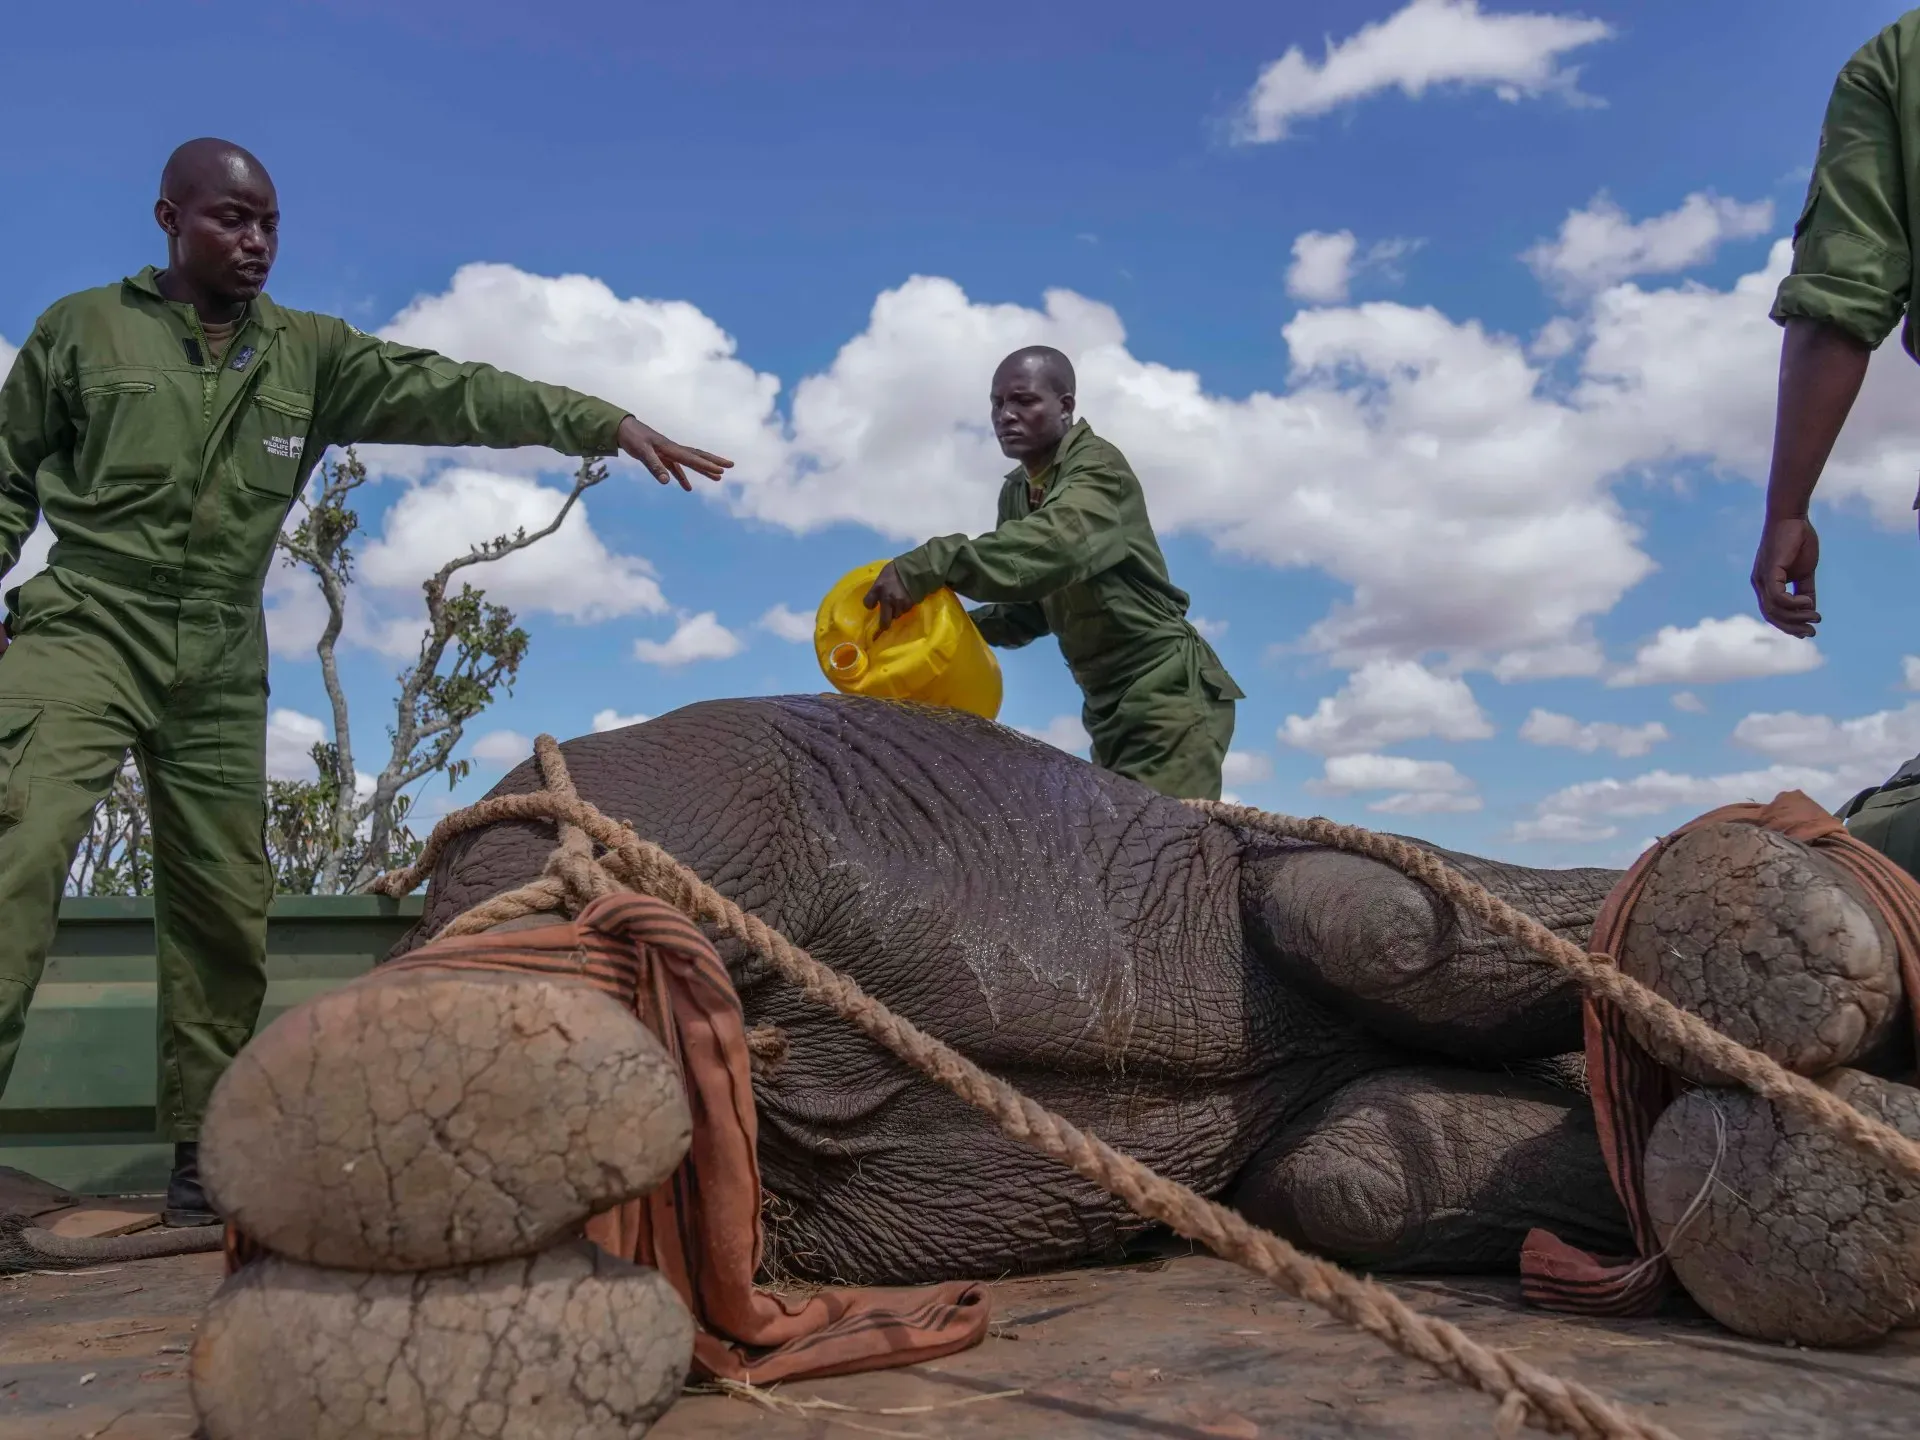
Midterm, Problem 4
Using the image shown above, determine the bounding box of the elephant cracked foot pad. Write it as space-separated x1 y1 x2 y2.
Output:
200 965 692 1272
190 1243 694 1440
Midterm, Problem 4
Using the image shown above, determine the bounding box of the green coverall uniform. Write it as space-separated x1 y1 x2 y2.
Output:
1772 10 1920 872
1773 9 1920 357
889 419 1242 800
1774 8 1920 867
0 266 631 1138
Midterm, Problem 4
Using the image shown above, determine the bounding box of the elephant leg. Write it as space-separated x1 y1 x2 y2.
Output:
1227 1066 1629 1273
1239 842 1621 1060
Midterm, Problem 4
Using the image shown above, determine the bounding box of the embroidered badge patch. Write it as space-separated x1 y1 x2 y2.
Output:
230 345 256 371
264 436 306 460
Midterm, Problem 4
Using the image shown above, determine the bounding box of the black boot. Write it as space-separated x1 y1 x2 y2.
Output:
162 1141 219 1228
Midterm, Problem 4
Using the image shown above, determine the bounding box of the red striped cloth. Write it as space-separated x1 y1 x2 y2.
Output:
1519 791 1920 1316
227 891 989 1383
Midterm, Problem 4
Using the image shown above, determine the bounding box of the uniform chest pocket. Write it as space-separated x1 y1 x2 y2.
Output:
76 375 173 487
239 387 316 498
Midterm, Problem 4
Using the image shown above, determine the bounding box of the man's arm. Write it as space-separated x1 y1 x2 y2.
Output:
969 601 1050 649
1755 26 1911 636
0 325 68 650
315 322 729 488
1751 321 1870 637
869 461 1132 627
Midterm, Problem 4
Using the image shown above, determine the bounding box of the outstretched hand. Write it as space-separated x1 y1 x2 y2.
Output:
864 562 914 632
1751 515 1822 638
616 416 733 491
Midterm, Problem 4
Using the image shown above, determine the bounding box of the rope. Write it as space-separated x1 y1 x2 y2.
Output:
372 737 1696 1440
0 1212 223 1271
1189 801 1920 1190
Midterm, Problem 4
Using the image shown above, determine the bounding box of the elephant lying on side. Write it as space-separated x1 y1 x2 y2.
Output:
402 694 1634 1286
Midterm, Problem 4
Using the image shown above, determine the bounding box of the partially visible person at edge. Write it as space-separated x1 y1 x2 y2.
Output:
863 346 1242 801
0 139 732 1226
1751 9 1920 870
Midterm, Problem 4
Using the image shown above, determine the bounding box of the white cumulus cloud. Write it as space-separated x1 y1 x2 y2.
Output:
1671 691 1707 714
632 612 744 667
356 467 667 626
1222 750 1275 786
1237 0 1614 144
366 262 787 485
758 604 816 644
266 708 328 781
469 729 532 765
1519 708 1668 757
1368 788 1485 816
1488 639 1607 683
336 224 1920 675
1511 679 1920 847
1732 703 1920 783
1511 764 1837 845
592 708 651 733
1288 231 1362 304
1282 660 1493 755
1020 715 1092 757
1608 615 1823 687
1286 232 1422 304
1508 811 1619 845
1525 191 1773 294
1308 752 1481 815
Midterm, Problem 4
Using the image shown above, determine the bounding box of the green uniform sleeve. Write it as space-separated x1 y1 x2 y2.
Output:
315 320 631 455
968 601 1050 649
1772 24 1914 348
891 459 1133 606
0 324 67 579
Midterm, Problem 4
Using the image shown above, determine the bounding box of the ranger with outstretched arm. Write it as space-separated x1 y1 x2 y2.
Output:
1749 10 1920 872
0 139 732 1224
864 346 1241 800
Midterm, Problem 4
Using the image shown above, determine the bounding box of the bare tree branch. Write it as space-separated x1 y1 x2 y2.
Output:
348 454 606 891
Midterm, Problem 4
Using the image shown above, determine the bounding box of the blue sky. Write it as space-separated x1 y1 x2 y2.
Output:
5 0 1920 868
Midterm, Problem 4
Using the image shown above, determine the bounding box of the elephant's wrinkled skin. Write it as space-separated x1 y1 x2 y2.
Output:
403 696 1630 1284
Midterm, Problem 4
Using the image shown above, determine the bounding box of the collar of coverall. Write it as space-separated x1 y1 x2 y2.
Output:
122 264 289 330
1003 416 1092 492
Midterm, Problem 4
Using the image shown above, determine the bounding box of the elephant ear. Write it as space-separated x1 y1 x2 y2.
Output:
1237 842 1596 1063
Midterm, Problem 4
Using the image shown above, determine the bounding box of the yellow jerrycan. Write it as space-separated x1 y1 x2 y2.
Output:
814 561 1004 721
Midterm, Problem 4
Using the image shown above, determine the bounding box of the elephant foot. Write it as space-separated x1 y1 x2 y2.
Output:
1226 1067 1629 1272
1644 1070 1920 1347
1239 845 1601 1063
1617 822 1908 1082
191 1242 693 1440
199 964 691 1271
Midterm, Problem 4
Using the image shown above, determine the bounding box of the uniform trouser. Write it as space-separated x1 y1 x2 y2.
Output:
1094 695 1236 801
0 565 271 1140
1086 644 1238 802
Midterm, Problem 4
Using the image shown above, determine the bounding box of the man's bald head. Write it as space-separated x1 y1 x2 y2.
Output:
993 345 1076 400
154 139 279 312
990 346 1078 473
159 138 272 205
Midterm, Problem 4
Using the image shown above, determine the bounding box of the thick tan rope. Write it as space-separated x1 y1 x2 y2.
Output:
373 736 1685 1440
1190 801 1920 1190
